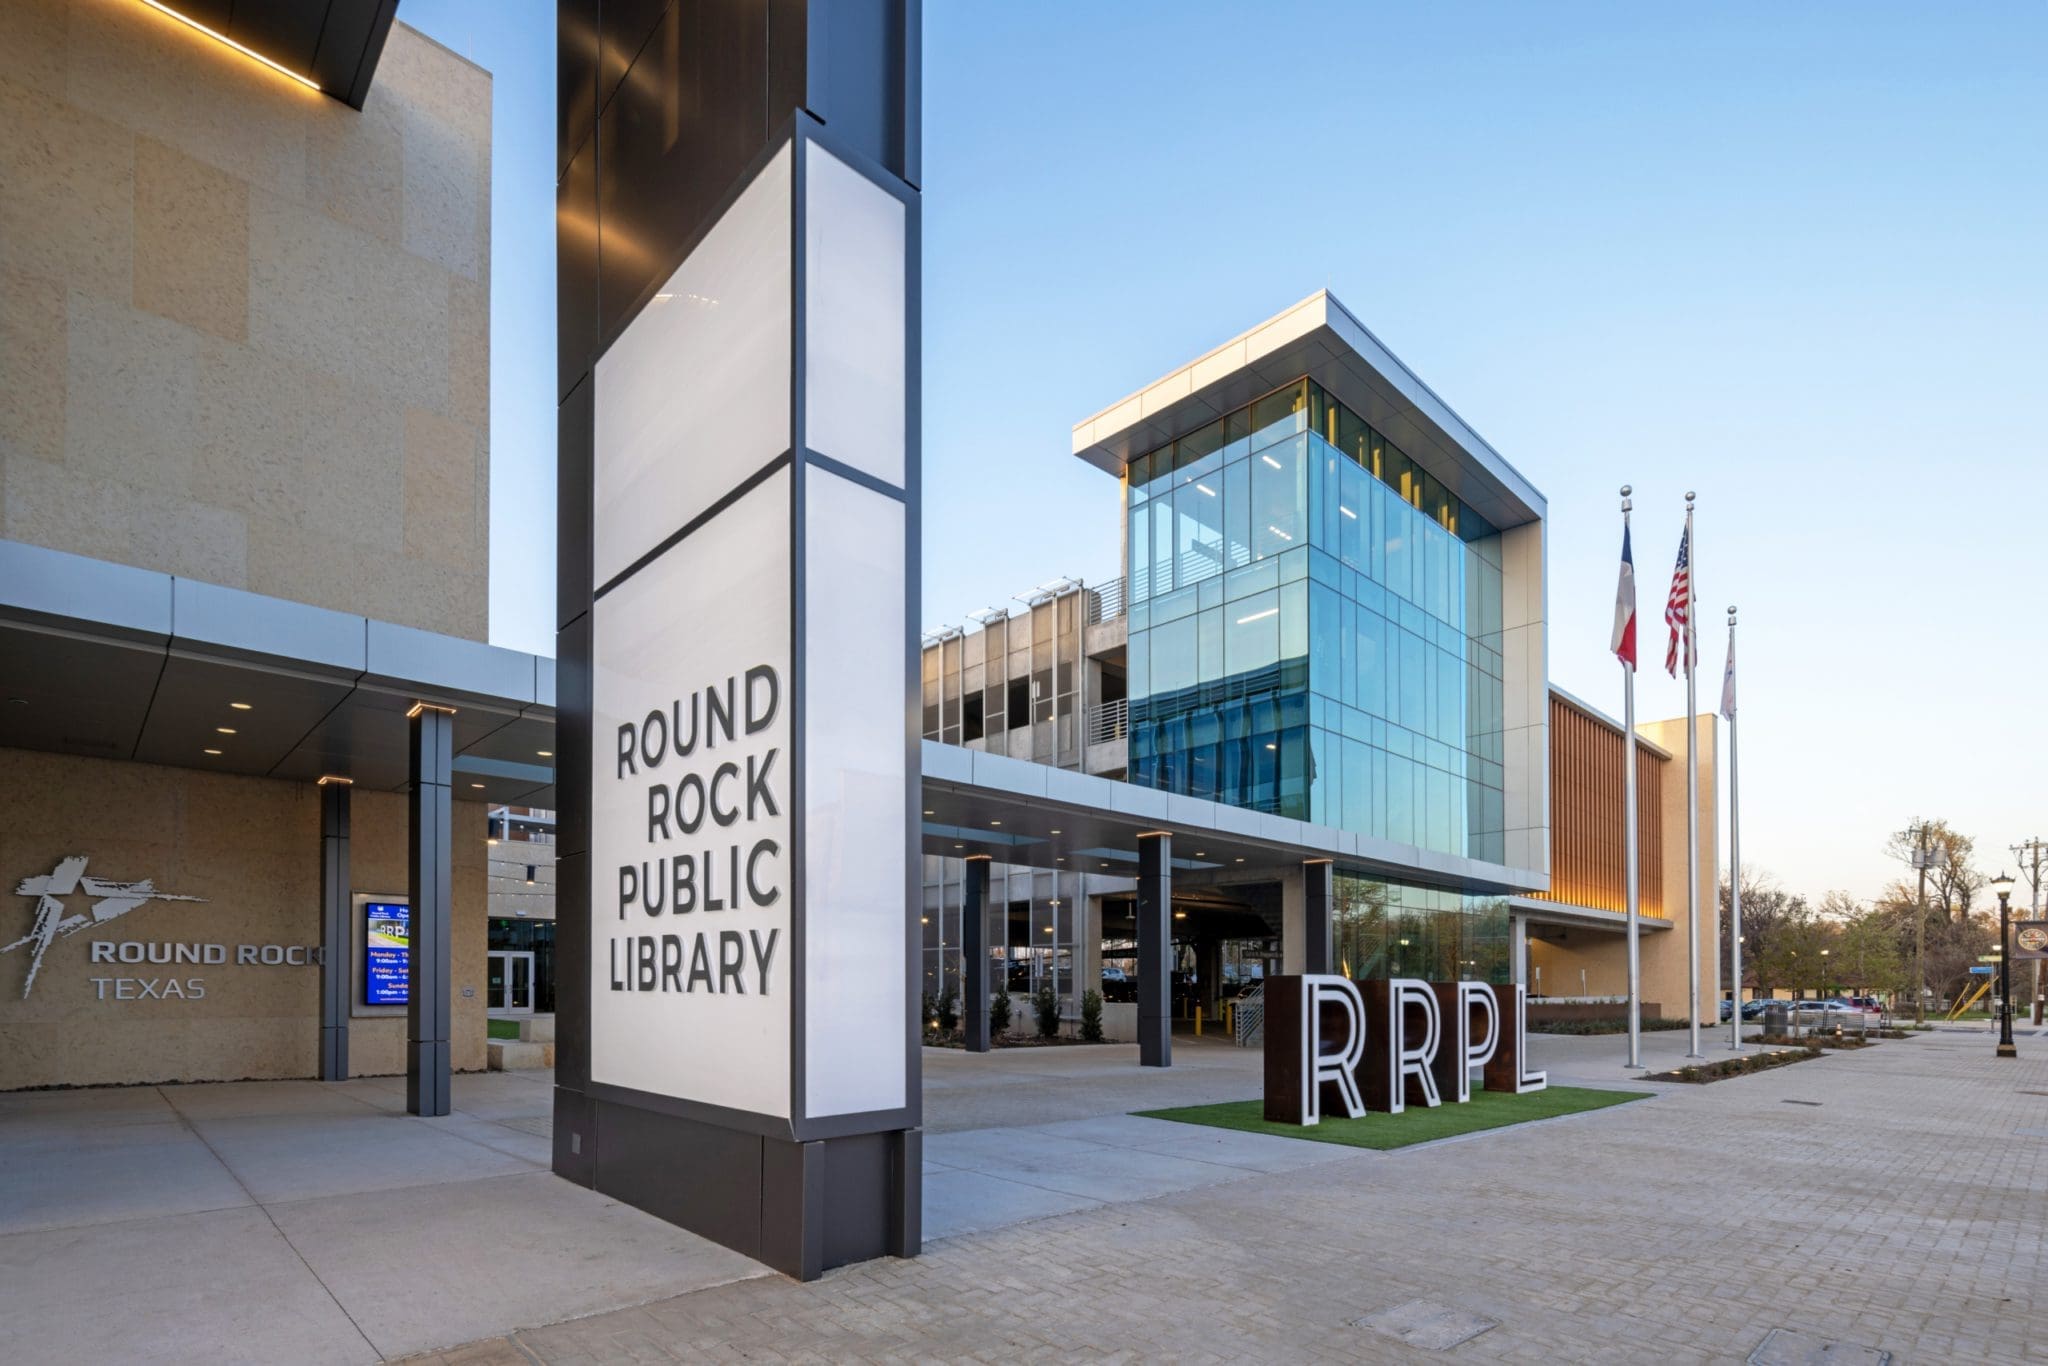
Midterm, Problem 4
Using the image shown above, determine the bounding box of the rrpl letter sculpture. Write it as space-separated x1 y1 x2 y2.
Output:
1263 975 1545 1126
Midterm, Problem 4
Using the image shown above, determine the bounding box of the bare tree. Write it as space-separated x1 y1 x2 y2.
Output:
1722 868 1817 998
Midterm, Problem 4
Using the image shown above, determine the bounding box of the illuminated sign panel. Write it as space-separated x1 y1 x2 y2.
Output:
363 902 409 1006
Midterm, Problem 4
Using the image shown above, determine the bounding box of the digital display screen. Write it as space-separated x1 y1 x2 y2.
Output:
363 902 410 1006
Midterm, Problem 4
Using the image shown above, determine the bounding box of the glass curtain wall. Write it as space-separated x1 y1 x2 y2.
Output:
920 856 1083 1014
1328 873 1512 985
1125 378 1507 864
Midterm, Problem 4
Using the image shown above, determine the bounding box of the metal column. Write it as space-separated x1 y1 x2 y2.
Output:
318 778 351 1081
962 856 991 1052
1137 832 1172 1068
1303 859 1334 976
407 704 454 1117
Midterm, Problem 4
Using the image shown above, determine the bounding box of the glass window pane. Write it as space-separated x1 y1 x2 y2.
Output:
1226 589 1280 678
1150 614 1197 695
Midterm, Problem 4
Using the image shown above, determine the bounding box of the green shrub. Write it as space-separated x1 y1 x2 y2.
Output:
937 989 959 1033
989 989 1012 1036
1034 985 1060 1038
1080 989 1104 1042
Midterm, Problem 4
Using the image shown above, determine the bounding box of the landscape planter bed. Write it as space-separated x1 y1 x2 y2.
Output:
1646 1047 1820 1083
922 1032 1105 1049
1756 1032 1874 1050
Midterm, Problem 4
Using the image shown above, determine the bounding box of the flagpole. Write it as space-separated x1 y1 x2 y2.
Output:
1622 487 1643 1070
1726 606 1742 1051
1684 492 1703 1059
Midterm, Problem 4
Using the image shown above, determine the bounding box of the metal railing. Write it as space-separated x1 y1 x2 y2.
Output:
1087 577 1125 624
1232 983 1265 1046
1085 697 1127 746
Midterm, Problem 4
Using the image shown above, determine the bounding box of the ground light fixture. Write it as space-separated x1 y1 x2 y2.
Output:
136 0 323 93
1992 870 2018 1057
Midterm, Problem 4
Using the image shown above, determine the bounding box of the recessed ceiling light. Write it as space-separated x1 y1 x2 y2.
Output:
953 843 963 849
470 783 485 789
537 750 553 758
923 809 934 816
216 727 236 735
230 701 253 710
1050 828 1061 834
1057 857 1066 863
203 747 222 755
990 820 1001 827
1235 857 1245 863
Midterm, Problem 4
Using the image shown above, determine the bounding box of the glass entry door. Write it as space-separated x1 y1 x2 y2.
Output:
487 950 535 1014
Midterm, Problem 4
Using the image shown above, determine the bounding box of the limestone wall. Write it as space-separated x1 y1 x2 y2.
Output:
0 747 489 1089
0 1 491 640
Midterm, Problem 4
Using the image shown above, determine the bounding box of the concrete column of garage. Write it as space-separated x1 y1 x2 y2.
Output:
962 856 991 1052
407 705 455 1117
1137 832 1172 1067
318 778 352 1081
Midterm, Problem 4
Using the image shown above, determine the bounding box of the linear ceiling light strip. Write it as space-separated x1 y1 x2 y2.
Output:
138 0 324 92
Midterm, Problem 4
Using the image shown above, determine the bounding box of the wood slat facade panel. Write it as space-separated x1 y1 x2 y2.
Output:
1531 693 1663 917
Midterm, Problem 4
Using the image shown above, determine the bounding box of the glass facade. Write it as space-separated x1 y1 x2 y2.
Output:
1331 873 1512 985
1124 378 1507 864
921 857 1085 1009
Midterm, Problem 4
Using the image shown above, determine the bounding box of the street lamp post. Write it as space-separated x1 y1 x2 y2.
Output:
1993 871 2017 1058
1820 947 1831 1001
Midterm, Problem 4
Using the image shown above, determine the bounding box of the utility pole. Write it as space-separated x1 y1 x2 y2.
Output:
1910 822 1931 1026
2014 838 2046 1026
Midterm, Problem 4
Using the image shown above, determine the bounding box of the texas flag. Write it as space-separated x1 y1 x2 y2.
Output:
1611 524 1637 669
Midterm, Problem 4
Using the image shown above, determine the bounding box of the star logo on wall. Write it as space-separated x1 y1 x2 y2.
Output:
3 857 207 999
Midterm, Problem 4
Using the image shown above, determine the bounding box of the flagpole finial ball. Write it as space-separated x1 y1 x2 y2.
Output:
1620 484 1631 497
1685 490 1696 502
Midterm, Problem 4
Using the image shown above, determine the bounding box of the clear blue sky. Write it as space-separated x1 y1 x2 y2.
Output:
404 1 2047 907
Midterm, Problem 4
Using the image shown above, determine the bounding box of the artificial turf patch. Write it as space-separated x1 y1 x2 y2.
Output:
1135 1085 1649 1150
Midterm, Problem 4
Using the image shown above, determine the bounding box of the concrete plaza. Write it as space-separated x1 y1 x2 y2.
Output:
4 1026 2046 1363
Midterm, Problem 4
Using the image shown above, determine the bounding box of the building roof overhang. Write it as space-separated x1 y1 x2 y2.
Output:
0 539 555 804
923 740 1546 898
1071 290 1545 532
1511 896 1674 934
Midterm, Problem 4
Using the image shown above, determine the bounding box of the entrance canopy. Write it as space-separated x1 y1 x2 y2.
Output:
920 740 1540 896
0 539 555 804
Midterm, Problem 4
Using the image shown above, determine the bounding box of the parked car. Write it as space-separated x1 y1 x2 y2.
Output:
1788 1000 1861 1022
1741 1000 1773 1020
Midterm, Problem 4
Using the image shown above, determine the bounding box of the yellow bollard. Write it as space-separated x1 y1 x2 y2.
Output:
1195 1005 1203 1037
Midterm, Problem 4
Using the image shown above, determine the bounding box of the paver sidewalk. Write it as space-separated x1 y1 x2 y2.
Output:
415 1030 2048 1364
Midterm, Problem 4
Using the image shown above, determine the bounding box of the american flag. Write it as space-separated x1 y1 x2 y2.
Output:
1664 524 1693 676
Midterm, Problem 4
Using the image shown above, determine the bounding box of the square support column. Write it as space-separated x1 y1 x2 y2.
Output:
961 856 991 1052
407 704 455 1117
318 779 352 1081
1511 913 1529 988
1303 859 1334 977
1137 832 1172 1068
